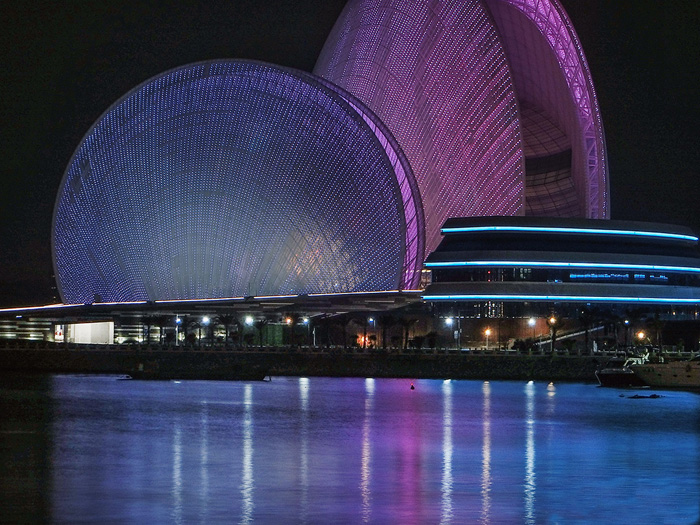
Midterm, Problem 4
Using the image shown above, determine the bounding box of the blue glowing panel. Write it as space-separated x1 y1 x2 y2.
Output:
422 294 700 304
440 225 699 242
53 61 417 303
424 261 700 273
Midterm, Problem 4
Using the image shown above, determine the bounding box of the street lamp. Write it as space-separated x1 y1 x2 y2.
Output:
528 317 536 338
201 316 210 347
547 315 557 353
303 317 310 346
485 328 492 351
245 315 254 326
175 317 181 346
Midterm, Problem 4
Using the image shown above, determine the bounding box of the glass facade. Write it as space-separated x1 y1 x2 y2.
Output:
423 217 700 306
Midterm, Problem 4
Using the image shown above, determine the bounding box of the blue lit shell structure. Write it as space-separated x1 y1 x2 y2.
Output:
53 60 424 303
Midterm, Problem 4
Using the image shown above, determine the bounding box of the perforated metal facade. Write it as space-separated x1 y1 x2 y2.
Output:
314 0 609 255
53 61 423 303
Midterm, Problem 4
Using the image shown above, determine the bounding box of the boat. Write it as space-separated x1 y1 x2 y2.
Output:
595 354 649 388
630 355 700 391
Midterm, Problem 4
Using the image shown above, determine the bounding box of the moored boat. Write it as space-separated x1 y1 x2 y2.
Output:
630 355 700 391
595 354 649 388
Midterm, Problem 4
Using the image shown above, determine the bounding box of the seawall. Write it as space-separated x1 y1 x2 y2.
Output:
0 345 603 382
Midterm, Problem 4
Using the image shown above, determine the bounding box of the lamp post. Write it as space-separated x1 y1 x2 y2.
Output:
485 328 492 351
528 317 536 353
303 317 310 346
202 316 210 347
547 315 557 354
445 317 456 349
175 317 181 346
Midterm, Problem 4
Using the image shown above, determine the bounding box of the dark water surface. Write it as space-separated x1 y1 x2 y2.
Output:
1 374 699 524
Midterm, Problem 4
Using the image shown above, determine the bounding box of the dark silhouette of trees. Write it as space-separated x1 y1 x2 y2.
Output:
397 317 418 350
215 314 237 348
254 318 268 348
378 314 397 350
154 315 171 345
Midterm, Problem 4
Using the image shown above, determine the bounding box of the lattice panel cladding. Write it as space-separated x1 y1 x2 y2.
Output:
53 61 419 303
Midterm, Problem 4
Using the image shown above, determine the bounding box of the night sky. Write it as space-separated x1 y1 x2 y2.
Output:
1 0 698 306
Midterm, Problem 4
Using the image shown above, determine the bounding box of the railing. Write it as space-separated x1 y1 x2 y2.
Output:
2 338 697 360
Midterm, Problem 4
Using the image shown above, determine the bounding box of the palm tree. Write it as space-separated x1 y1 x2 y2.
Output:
397 317 419 350
578 307 594 355
254 318 268 348
378 314 397 350
154 315 171 345
189 320 203 348
142 316 155 344
348 314 369 349
215 314 237 349
645 312 665 350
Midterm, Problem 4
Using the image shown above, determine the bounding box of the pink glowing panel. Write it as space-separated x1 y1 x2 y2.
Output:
492 0 609 219
315 0 525 255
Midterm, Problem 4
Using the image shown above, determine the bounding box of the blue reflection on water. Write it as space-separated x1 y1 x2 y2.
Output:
1 375 699 523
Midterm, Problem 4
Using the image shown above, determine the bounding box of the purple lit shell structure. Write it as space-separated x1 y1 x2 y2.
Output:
52 61 424 303
315 0 609 254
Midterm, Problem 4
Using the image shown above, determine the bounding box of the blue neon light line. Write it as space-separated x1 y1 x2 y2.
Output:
422 294 700 303
440 225 698 242
424 260 700 273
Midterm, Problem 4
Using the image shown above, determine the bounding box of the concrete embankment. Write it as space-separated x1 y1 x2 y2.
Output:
0 345 603 382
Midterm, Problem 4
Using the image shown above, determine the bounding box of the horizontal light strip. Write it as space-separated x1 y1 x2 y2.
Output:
93 301 149 306
423 294 700 304
308 289 407 297
0 303 81 313
155 297 245 304
424 260 700 273
440 225 698 242
252 294 299 300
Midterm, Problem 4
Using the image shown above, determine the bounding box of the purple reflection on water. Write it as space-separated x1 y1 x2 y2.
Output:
1 375 698 523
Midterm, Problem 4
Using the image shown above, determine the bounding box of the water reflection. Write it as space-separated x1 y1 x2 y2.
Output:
241 384 253 523
199 401 209 522
1 376 698 523
361 378 374 523
481 381 491 524
299 377 309 523
524 381 536 525
440 380 453 524
172 421 183 524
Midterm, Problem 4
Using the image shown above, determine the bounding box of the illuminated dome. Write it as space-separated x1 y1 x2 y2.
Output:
53 60 424 303
314 0 609 254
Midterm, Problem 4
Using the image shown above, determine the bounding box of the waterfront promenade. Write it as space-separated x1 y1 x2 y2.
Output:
0 340 637 382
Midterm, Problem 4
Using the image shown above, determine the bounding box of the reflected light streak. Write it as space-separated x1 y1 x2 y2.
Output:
241 384 254 524
440 380 453 524
524 382 536 524
172 421 183 525
200 401 209 522
299 378 309 523
481 382 492 524
361 378 375 523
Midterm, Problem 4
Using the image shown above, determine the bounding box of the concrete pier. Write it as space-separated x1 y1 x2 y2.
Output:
0 342 604 382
